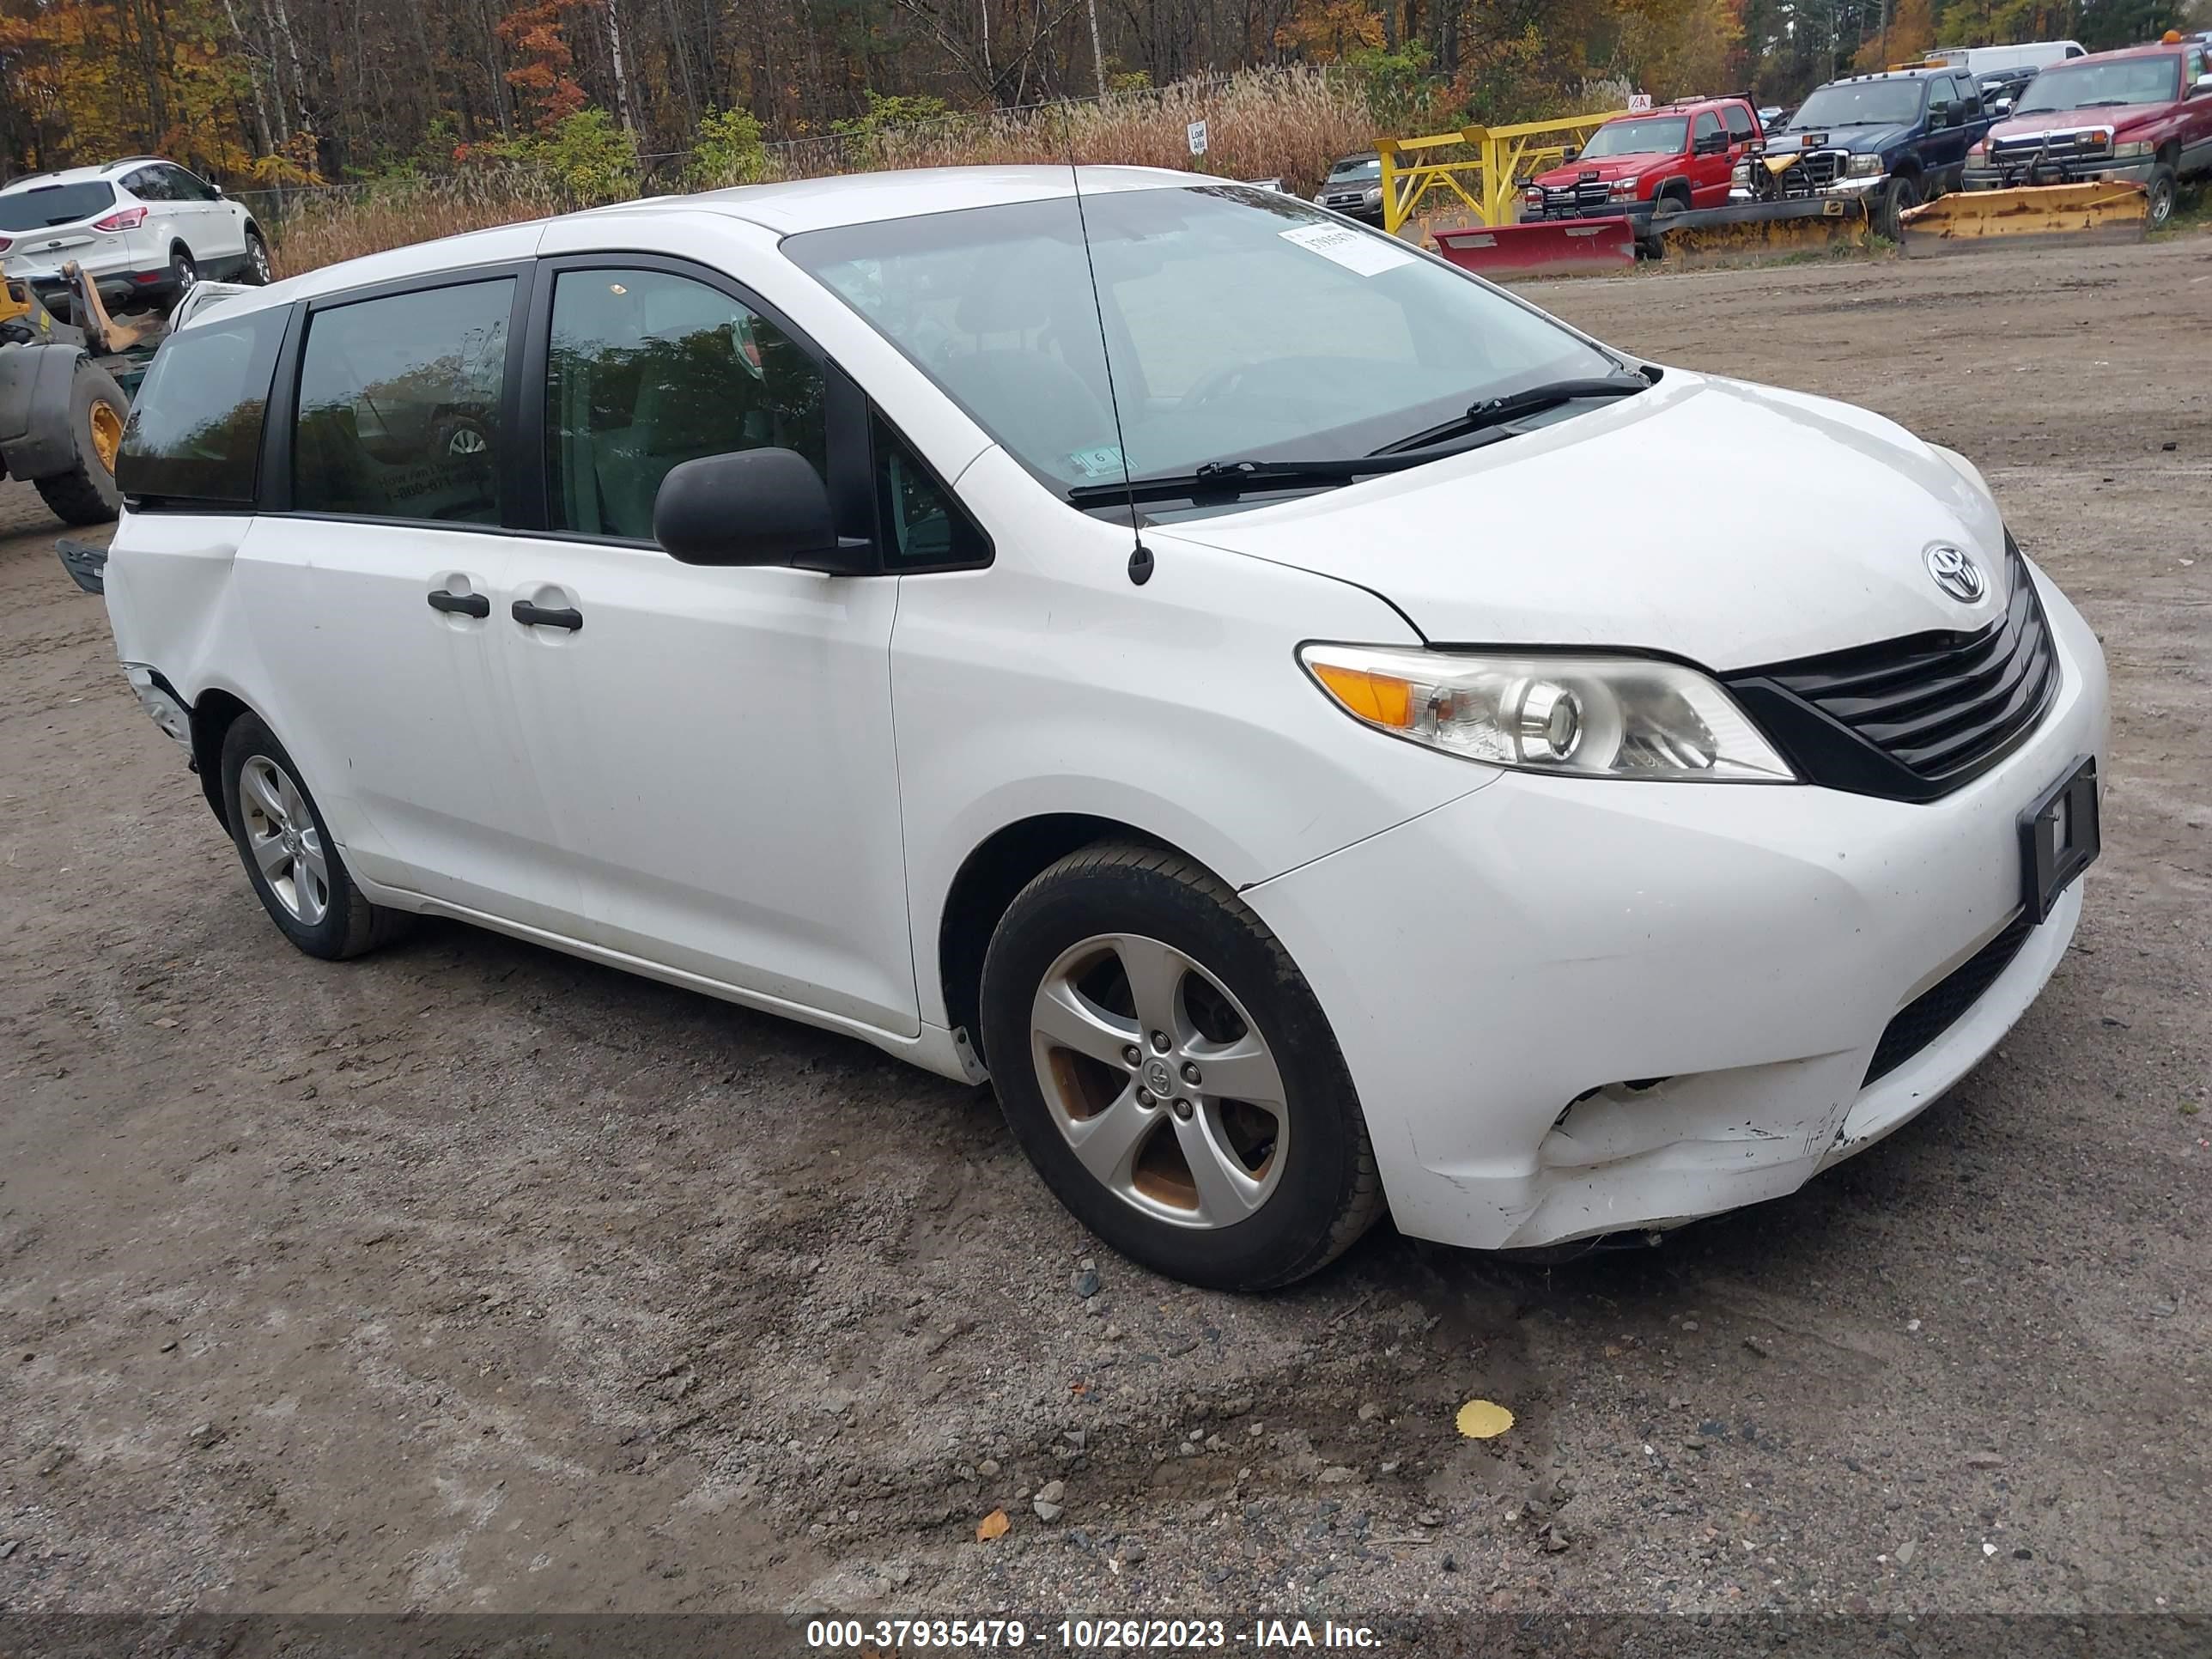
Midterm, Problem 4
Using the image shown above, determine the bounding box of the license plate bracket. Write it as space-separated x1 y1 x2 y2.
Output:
2019 755 2099 923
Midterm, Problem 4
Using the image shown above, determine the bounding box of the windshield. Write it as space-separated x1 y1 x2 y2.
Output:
0 181 116 232
1580 116 1688 157
1327 157 1381 181
786 184 1618 497
1790 80 1924 127
2017 57 2179 111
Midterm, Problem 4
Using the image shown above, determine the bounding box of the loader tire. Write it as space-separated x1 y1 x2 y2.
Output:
33 361 128 526
2145 165 2177 231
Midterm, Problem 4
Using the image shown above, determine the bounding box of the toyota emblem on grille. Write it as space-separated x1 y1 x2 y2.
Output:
1924 544 1986 604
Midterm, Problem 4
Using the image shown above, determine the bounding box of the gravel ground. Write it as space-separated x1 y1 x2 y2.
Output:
1 237 2207 1630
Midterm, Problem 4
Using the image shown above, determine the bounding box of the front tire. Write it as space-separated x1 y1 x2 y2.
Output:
219 714 406 960
1878 173 1921 240
979 842 1383 1291
33 362 127 526
2145 164 2178 231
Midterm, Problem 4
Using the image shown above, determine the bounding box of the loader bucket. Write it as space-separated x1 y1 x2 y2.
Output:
1431 218 1638 281
1650 198 1872 265
1897 182 2148 255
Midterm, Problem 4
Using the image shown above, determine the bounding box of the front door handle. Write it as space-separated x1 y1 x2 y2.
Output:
512 599 583 632
427 589 490 618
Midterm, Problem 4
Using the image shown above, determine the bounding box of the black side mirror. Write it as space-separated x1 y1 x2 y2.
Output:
654 447 852 570
1561 145 1580 162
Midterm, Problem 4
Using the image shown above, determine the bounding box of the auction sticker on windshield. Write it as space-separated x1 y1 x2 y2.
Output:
1279 222 1415 276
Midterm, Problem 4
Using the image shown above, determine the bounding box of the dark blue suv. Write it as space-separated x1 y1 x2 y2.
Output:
1730 65 1995 235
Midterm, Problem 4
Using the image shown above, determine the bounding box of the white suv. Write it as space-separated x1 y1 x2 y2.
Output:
99 168 2106 1290
0 156 270 316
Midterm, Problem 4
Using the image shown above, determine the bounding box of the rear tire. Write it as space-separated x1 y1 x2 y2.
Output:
163 246 198 314
219 714 409 961
33 362 127 526
979 842 1383 1291
242 228 274 285
2145 164 2178 231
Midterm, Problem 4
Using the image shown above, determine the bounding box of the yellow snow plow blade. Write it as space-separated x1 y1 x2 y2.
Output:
1898 182 2149 255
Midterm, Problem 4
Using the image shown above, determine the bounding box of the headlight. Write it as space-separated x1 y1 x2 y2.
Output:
1609 177 1640 198
1364 185 1383 204
1523 186 1544 207
2111 139 2153 159
1730 161 1752 184
1967 141 1986 161
1300 645 1796 782
1845 153 1883 177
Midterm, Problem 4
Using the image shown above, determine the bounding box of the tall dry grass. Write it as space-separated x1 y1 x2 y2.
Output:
850 69 1371 192
268 168 566 278
267 68 1376 277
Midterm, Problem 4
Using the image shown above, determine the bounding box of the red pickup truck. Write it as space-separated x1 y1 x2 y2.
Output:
1520 95 1763 229
1964 36 2212 228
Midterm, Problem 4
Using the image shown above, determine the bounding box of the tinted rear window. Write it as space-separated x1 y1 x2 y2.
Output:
0 182 116 232
118 305 288 507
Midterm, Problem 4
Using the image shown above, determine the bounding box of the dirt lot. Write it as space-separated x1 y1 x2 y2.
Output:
2 238 2208 1630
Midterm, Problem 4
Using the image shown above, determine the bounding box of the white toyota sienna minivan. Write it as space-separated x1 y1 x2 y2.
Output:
102 167 2107 1290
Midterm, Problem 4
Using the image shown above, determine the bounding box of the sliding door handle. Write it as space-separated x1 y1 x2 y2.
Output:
512 599 583 632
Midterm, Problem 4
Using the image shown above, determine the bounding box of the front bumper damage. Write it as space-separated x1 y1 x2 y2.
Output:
1243 562 2109 1254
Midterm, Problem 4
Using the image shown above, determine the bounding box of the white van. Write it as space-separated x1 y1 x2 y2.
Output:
101 167 2107 1289
1933 41 2085 74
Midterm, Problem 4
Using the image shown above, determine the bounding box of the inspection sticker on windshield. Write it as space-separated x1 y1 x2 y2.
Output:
1066 445 1126 479
1279 222 1415 276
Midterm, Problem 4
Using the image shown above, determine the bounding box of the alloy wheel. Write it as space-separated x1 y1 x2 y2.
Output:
1029 933 1290 1229
239 754 330 925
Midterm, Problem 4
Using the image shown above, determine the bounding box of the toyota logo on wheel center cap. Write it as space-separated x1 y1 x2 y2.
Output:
1924 544 1987 604
1145 1059 1174 1095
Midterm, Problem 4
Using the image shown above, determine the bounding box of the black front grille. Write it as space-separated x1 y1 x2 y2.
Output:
1540 178 1614 216
1724 538 2059 803
1863 913 2035 1085
1990 131 2108 161
1796 148 1846 189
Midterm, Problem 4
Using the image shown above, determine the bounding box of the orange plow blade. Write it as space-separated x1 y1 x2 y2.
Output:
1898 182 2149 254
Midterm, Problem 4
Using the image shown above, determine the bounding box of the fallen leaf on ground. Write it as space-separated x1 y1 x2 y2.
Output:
976 1508 1010 1541
1455 1399 1515 1439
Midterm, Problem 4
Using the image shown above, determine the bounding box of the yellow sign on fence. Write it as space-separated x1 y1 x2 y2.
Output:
1376 112 1630 236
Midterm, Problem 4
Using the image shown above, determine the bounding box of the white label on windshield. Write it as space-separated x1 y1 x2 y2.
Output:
1066 445 1126 479
1279 222 1416 276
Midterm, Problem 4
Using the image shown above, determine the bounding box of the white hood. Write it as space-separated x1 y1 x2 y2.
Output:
1152 371 2013 670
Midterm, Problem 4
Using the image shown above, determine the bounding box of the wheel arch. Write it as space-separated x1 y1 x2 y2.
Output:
189 687 254 830
938 812 1215 1066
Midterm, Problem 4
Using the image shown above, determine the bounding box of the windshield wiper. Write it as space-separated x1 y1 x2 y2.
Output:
1064 436 1516 508
1369 373 1651 457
